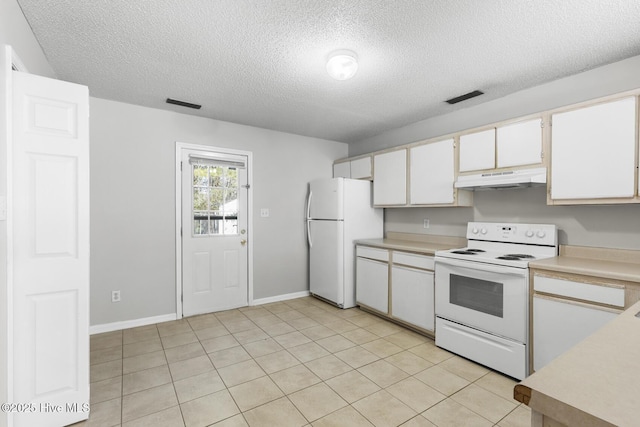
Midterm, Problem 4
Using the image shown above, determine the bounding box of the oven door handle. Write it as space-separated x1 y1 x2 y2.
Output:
434 256 527 277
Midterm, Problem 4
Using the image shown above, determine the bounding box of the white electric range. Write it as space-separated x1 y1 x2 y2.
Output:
434 222 558 380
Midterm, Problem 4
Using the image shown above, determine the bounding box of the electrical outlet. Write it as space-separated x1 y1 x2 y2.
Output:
111 290 121 303
423 219 430 229
260 208 270 217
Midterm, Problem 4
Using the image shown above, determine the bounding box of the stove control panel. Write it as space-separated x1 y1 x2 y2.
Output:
468 222 557 246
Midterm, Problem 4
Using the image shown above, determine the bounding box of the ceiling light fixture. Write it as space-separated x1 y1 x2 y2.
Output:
326 50 358 81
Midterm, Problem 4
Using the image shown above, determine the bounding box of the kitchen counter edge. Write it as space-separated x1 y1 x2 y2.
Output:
514 298 640 427
529 245 640 284
355 233 465 256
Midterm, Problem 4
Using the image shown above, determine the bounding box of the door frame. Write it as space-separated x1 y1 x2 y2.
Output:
175 142 254 319
3 44 29 427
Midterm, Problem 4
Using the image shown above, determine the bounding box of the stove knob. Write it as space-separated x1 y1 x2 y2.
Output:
537 230 546 238
526 230 534 238
480 228 487 235
471 227 479 234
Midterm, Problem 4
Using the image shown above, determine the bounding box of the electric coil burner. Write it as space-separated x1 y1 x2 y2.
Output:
434 222 558 380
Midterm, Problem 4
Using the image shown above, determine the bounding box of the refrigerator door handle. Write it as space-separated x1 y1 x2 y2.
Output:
306 190 313 247
306 190 313 220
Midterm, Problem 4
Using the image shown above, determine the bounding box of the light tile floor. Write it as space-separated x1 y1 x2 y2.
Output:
74 297 531 427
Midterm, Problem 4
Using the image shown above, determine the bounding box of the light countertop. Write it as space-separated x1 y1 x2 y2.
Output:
529 245 640 283
356 232 466 256
515 299 640 426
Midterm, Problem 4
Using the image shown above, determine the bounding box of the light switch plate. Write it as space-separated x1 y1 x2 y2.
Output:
260 208 270 218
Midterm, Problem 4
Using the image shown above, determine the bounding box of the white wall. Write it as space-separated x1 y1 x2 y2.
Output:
0 1 56 424
385 187 640 250
355 55 640 250
0 0 56 78
90 98 347 326
350 55 640 156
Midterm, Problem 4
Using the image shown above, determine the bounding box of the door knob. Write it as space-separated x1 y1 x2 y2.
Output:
240 239 247 245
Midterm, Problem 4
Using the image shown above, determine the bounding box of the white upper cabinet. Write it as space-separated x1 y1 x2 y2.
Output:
373 149 407 205
550 97 636 201
459 129 496 172
410 139 455 204
350 156 372 179
497 118 543 168
333 156 372 179
333 161 350 178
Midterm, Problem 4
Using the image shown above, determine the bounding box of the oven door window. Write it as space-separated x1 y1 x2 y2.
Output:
449 274 503 318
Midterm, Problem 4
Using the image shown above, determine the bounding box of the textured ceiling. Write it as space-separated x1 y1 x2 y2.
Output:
17 0 640 144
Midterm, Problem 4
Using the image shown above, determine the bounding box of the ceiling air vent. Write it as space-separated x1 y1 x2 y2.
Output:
445 90 484 105
166 98 202 109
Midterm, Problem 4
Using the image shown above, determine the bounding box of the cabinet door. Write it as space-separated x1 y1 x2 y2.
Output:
356 257 389 313
410 139 454 204
551 97 636 200
350 157 372 179
333 161 350 178
391 265 434 331
533 295 617 371
373 149 407 205
497 118 543 168
459 129 496 172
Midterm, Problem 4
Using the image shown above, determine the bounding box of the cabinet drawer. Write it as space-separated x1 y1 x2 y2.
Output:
356 246 389 262
534 275 625 307
392 251 434 270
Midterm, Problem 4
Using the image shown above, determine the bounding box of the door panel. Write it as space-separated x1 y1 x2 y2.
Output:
12 71 90 426
309 178 343 220
181 148 249 316
309 220 344 305
355 257 388 313
410 139 455 204
459 129 496 172
496 118 542 168
551 97 636 200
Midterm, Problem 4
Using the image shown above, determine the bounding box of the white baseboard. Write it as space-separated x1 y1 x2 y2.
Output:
90 313 178 335
251 290 310 306
91 290 312 334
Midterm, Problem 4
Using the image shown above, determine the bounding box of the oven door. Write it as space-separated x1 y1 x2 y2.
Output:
435 256 528 343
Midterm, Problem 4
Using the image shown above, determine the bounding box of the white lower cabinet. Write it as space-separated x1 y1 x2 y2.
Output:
356 245 435 333
533 296 618 371
391 265 434 331
532 274 623 371
356 256 389 314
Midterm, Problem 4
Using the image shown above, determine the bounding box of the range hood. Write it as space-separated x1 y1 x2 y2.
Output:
455 167 547 190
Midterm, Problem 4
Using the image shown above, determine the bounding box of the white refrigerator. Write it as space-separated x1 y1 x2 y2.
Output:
306 178 383 308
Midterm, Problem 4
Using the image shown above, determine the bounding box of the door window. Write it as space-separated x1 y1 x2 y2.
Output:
449 274 504 318
192 164 239 236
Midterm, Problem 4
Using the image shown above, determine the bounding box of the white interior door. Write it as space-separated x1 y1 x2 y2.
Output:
11 71 90 426
181 148 249 316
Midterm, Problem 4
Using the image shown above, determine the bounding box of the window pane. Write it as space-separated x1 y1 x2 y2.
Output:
191 162 242 236
193 188 208 211
225 188 238 206
209 189 224 211
224 219 238 234
226 168 238 188
210 219 223 235
193 218 209 235
209 166 223 187
193 165 208 186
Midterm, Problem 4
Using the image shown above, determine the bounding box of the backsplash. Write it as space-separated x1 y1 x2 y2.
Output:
384 186 640 250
